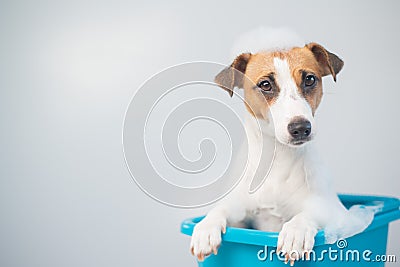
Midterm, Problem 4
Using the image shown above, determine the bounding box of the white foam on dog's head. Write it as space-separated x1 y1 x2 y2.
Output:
230 27 305 60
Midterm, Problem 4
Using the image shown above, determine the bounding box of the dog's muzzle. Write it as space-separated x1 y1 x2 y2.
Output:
287 118 312 145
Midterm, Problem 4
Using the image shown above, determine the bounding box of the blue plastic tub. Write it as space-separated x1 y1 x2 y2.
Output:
181 195 400 266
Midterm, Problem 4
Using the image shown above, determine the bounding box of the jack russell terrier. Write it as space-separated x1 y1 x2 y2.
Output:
189 29 374 265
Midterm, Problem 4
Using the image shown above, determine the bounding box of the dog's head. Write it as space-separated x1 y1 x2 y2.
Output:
215 43 343 147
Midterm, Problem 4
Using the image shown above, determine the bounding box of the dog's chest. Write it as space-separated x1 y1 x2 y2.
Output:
248 154 310 221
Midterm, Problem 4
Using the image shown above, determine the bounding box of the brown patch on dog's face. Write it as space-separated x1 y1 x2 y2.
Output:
241 51 283 119
214 43 343 119
284 47 324 115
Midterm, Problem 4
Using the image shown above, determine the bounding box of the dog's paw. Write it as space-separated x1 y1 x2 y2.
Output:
190 217 226 261
277 219 317 266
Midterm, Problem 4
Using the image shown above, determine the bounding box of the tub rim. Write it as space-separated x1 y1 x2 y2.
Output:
181 194 400 247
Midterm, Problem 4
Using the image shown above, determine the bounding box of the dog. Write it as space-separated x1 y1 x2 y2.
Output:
189 29 374 265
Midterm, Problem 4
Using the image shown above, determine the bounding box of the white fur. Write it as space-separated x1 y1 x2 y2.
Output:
270 58 315 145
230 27 304 61
190 111 374 263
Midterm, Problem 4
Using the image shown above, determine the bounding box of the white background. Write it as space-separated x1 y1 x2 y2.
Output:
0 0 399 266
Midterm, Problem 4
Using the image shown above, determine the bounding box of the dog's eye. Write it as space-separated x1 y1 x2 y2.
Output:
257 80 272 92
304 74 316 87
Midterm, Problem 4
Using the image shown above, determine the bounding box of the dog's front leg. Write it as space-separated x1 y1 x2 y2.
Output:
190 207 227 261
277 212 318 266
190 199 247 261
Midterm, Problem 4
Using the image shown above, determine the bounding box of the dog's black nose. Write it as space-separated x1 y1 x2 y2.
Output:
288 119 312 140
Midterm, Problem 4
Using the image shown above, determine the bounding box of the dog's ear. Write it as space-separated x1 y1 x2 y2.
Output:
306 43 344 82
214 53 251 97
